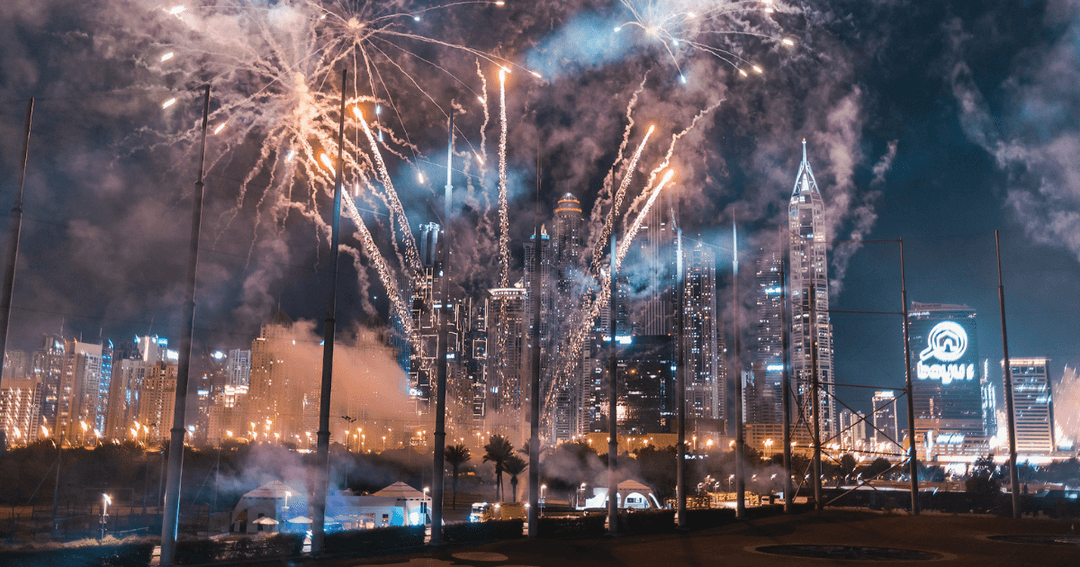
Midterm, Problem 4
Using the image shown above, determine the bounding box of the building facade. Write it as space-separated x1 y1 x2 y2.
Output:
788 141 837 441
1006 358 1055 454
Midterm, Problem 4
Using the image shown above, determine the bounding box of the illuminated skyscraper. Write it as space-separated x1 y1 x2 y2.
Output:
552 192 587 441
909 302 986 460
750 249 783 424
1005 358 1055 454
788 140 837 440
486 283 527 446
871 390 900 450
683 241 724 420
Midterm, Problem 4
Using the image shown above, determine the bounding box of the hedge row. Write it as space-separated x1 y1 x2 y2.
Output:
321 525 426 556
441 519 524 543
174 533 303 564
618 510 676 535
535 513 607 538
0 543 156 567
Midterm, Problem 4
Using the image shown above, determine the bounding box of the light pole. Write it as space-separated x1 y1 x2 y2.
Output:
160 84 211 566
100 493 111 540
311 68 348 556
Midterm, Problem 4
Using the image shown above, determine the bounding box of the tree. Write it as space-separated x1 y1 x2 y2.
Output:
445 444 471 509
483 435 514 501
504 453 528 502
839 454 858 483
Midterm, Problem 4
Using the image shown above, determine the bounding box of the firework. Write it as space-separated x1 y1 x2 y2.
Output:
497 68 511 287
614 0 794 78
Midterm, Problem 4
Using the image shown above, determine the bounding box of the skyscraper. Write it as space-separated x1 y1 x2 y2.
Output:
871 390 900 451
524 224 556 441
1006 358 1055 454
750 248 783 424
788 140 837 440
683 241 724 420
551 192 587 441
909 302 986 460
486 283 527 445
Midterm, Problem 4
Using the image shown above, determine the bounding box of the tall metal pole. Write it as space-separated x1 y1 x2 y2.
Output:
51 428 62 536
809 278 822 511
732 221 745 519
311 69 347 555
996 230 1021 519
607 232 619 536
528 151 541 537
779 226 793 513
431 113 454 543
675 226 687 528
160 85 210 566
0 98 33 386
900 239 919 515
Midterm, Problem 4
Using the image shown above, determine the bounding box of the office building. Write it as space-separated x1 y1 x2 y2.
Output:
1006 358 1055 454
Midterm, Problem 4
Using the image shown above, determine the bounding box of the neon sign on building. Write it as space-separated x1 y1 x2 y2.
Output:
916 321 975 385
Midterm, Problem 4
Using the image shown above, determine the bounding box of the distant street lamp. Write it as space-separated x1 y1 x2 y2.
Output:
100 493 111 540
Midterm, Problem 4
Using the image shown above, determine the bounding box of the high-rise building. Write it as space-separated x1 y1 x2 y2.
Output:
247 309 318 445
524 225 556 441
58 340 106 445
485 283 527 445
617 335 675 434
909 302 986 460
788 140 837 441
551 192 587 442
105 336 177 443
3 350 29 381
226 349 251 388
838 408 867 452
639 199 677 336
980 360 998 440
136 361 177 445
1005 358 1055 454
683 241 724 420
871 390 900 452
750 248 783 424
0 377 42 446
31 335 65 434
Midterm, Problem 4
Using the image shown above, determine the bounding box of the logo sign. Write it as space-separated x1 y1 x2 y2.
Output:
916 321 975 385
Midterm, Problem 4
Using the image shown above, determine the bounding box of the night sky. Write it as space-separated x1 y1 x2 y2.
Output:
0 1 1077 419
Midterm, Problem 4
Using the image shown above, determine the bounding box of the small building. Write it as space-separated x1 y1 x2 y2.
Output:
230 480 431 534
331 482 431 529
578 480 661 510
230 481 305 534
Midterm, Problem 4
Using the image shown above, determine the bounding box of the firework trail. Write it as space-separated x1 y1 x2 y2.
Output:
497 68 511 287
544 105 720 416
342 196 412 338
587 76 647 263
355 107 423 280
589 123 655 274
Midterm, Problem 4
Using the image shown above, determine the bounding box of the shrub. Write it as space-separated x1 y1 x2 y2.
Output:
442 519 523 543
0 542 156 567
618 509 675 535
681 508 737 530
321 525 425 556
535 514 606 538
173 533 302 564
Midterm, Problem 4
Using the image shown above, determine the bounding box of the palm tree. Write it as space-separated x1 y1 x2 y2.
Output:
445 444 471 509
483 435 514 501
503 453 528 502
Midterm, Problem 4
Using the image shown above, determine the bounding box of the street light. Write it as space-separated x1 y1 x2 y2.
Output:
540 484 546 517
100 493 111 540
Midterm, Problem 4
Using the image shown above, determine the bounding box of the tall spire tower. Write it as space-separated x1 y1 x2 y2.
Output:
788 139 837 440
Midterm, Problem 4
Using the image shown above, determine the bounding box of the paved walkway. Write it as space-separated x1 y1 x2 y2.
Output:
314 510 1080 566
